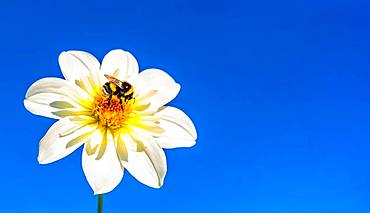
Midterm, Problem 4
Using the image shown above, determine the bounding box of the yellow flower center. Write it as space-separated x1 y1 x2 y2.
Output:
92 94 133 129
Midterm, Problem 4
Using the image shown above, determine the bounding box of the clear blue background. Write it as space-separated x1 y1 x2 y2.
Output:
1 0 370 212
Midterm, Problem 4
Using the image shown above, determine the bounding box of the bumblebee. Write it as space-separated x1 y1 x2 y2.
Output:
103 74 134 105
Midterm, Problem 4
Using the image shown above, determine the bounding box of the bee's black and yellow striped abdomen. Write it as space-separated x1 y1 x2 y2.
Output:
102 74 134 104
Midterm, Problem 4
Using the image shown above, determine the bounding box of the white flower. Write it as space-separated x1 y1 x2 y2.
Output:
24 49 197 194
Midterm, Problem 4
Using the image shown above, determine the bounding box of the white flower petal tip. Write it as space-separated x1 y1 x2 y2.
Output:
58 51 103 95
135 68 181 112
24 77 92 119
124 137 167 188
37 118 96 164
155 106 197 149
58 50 101 81
82 131 124 195
101 49 139 81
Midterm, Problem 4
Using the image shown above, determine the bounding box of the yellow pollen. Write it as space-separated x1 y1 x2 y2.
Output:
92 95 133 129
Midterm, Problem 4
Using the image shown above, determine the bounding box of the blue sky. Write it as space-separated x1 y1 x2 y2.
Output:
2 0 370 212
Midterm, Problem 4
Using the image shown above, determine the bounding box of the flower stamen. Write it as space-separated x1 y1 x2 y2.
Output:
92 94 133 129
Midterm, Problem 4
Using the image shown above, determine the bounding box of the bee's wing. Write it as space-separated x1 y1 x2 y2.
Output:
104 74 124 89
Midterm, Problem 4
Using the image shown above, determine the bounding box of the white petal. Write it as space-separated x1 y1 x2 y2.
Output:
25 93 84 119
101 49 139 81
155 107 197 148
24 78 92 119
24 99 59 119
25 77 90 100
123 135 167 188
120 133 143 152
59 51 99 80
66 51 100 73
38 118 96 164
58 51 102 94
82 129 123 194
115 133 128 162
137 69 180 111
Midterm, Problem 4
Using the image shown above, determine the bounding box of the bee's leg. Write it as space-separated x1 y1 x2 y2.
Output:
119 97 125 110
107 95 112 106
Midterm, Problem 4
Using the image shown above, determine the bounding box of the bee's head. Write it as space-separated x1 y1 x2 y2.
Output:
122 81 133 94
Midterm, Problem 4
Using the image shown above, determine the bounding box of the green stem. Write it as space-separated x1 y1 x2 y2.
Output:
97 194 103 213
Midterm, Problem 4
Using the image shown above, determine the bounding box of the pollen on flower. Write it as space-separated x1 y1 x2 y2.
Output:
92 95 133 129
